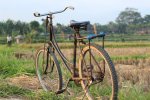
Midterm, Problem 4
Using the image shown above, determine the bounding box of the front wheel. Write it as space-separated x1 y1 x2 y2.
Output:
35 48 62 92
79 44 118 100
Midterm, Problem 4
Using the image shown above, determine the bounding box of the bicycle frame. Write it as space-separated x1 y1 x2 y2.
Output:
45 14 106 79
45 14 77 77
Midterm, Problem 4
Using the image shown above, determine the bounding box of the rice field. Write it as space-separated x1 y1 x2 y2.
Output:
0 41 150 100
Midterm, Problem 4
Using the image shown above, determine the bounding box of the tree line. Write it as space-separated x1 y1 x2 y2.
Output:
1 7 150 37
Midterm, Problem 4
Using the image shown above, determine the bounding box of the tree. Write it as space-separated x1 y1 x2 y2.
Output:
143 15 150 24
56 23 63 34
107 22 118 33
116 8 142 25
94 23 108 33
6 19 14 35
0 22 4 35
27 21 40 43
117 23 127 33
30 21 39 31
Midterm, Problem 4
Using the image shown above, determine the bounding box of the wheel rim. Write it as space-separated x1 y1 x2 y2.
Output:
36 49 60 92
79 46 115 100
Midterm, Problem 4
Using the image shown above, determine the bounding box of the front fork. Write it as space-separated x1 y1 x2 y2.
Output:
44 45 55 74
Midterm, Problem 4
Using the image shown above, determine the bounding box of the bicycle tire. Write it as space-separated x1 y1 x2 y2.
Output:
35 48 63 92
79 44 118 100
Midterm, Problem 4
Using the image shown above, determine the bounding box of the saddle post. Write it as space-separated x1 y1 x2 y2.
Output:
73 27 79 77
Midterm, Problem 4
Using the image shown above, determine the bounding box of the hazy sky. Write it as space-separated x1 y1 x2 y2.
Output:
0 0 150 25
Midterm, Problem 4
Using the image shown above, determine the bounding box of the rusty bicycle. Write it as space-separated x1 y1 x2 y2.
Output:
34 6 118 100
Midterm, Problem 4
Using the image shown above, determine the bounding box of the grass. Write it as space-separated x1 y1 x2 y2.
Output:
103 42 150 48
0 56 33 78
14 33 150 43
5 41 150 50
0 80 34 98
34 91 65 100
0 45 35 78
111 54 150 61
0 80 65 100
0 43 150 99
0 45 66 99
119 84 150 100
105 33 150 42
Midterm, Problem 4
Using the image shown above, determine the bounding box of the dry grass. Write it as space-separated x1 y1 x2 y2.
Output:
116 64 150 92
106 47 150 57
8 75 41 91
114 58 150 67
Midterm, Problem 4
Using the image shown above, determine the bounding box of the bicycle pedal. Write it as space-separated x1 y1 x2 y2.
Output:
56 88 66 94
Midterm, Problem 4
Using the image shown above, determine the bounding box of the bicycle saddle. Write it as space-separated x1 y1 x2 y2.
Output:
70 20 90 30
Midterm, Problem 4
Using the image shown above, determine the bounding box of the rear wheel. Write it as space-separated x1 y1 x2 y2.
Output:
79 44 118 100
35 48 62 92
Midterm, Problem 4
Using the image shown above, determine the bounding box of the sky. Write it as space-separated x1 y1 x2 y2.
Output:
0 0 150 25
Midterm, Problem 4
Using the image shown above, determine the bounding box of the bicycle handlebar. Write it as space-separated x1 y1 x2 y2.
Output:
34 6 74 17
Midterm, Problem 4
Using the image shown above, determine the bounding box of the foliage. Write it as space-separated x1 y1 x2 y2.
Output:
30 20 40 31
0 20 30 36
1 8 150 44
116 8 142 25
143 15 150 24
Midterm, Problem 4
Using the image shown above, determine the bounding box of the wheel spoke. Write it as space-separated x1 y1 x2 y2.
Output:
90 51 103 73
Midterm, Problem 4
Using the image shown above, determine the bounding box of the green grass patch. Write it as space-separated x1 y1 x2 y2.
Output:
119 85 150 100
0 45 35 79
0 81 34 98
34 91 65 100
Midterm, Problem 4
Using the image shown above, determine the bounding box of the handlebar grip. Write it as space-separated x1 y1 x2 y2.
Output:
67 6 75 10
34 12 41 17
